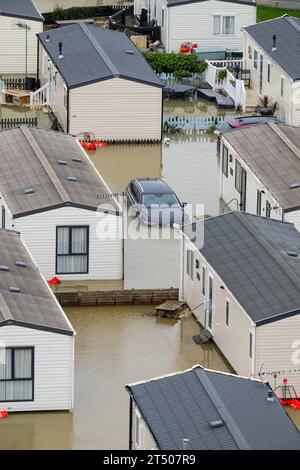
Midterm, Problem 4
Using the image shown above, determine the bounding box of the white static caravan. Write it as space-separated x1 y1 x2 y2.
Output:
0 229 75 412
0 0 43 76
243 16 300 125
37 24 163 142
220 122 300 231
134 0 256 52
0 126 122 282
180 212 300 397
126 365 300 450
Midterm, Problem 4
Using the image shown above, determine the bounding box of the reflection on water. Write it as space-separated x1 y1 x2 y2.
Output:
0 306 232 450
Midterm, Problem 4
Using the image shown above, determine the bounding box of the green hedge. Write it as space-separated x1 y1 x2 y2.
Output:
143 51 207 76
257 5 300 23
43 5 134 23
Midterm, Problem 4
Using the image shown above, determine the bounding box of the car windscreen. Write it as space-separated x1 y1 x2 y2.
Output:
142 193 180 207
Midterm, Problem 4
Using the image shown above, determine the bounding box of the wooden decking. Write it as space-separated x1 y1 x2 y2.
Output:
197 88 235 108
155 300 187 319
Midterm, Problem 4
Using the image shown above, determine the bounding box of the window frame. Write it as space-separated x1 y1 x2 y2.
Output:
280 76 284 97
253 49 258 70
186 249 194 280
161 6 165 28
249 332 253 359
212 15 235 36
265 201 271 218
202 265 206 296
256 190 262 216
222 145 229 177
56 225 89 275
1 206 5 229
267 63 271 83
225 300 230 327
0 347 34 403
235 160 242 193
63 84 68 110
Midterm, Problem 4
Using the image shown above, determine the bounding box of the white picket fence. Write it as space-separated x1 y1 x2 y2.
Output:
163 115 227 133
204 61 247 111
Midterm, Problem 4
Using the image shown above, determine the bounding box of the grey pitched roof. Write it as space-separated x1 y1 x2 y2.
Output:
223 122 300 211
0 126 120 218
127 365 300 450
183 212 300 325
0 229 74 335
167 0 256 6
38 24 163 89
244 16 300 80
0 0 43 21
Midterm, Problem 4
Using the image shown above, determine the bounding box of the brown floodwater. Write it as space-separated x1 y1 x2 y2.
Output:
0 306 232 450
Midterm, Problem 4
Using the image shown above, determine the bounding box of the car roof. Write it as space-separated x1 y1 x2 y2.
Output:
134 178 173 194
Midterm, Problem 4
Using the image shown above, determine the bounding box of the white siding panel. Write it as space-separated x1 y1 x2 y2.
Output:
243 32 293 123
285 209 300 233
0 16 42 75
69 78 162 141
38 46 68 132
255 315 300 397
0 325 74 412
220 140 283 221
167 0 256 52
132 403 158 450
14 206 122 281
183 237 254 377
124 227 180 289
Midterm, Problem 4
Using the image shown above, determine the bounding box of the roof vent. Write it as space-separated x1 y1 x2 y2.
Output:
210 420 224 428
67 176 77 182
72 157 82 163
125 50 135 55
58 41 64 59
289 183 300 190
287 251 298 257
46 34 50 42
15 261 26 268
267 390 274 402
9 287 21 293
182 439 190 450
272 34 277 52
0 265 9 272
24 188 35 195
57 160 68 165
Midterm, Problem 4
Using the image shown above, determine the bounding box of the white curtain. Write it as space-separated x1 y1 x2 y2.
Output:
213 16 221 35
0 349 32 402
57 227 88 274
72 228 87 254
15 349 32 379
223 16 235 35
57 227 69 255
57 255 87 274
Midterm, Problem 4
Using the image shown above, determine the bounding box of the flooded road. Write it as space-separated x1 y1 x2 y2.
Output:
0 306 232 449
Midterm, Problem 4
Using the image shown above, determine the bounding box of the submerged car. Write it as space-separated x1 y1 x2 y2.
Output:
125 178 189 226
216 114 280 135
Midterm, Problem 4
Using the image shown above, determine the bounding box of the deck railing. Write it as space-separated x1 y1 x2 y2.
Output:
30 83 50 109
204 61 247 112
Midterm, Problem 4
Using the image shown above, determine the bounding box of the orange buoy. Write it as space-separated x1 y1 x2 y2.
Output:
0 411 9 419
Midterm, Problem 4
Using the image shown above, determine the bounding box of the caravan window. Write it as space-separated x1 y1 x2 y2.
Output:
0 348 34 402
56 226 89 274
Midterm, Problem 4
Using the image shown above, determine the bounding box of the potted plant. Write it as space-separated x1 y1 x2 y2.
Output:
217 69 227 81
